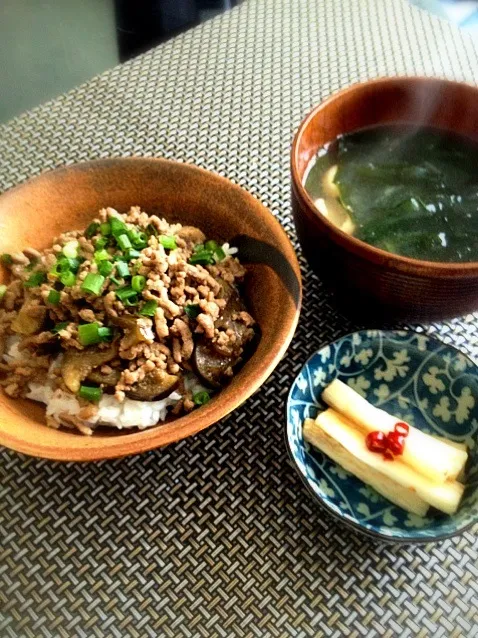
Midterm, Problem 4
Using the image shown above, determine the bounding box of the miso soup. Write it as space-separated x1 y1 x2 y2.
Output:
304 125 478 263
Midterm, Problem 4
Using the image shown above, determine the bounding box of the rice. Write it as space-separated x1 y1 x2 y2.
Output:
6 340 205 431
3 336 22 364
26 380 182 430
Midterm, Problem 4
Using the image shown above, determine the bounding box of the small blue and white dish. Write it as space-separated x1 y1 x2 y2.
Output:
286 330 478 542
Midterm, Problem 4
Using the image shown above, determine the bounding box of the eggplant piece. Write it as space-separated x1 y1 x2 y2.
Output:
214 286 252 358
193 341 233 388
194 283 255 385
62 344 118 393
113 315 154 352
87 368 121 388
126 369 179 401
11 302 47 336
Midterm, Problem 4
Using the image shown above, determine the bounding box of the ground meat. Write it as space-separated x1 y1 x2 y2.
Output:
10 252 29 266
233 311 255 326
18 331 56 350
157 292 181 318
154 307 169 338
199 300 220 320
3 280 23 311
185 264 222 295
172 337 182 364
171 318 194 360
207 257 246 283
78 308 97 323
103 291 119 318
196 313 215 339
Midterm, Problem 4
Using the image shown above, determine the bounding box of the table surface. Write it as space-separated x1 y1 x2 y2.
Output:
1 0 478 636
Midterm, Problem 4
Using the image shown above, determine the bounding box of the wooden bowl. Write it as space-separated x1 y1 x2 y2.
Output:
291 77 478 321
0 158 301 461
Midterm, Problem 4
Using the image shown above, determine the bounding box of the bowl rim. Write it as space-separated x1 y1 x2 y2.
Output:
0 157 302 461
291 76 478 276
285 328 478 544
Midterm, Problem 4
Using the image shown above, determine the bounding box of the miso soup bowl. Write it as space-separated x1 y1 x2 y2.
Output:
291 77 478 322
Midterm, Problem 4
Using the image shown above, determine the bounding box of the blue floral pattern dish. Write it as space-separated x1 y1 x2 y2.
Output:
286 330 478 542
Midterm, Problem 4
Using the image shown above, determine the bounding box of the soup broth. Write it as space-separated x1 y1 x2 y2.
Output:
304 125 478 263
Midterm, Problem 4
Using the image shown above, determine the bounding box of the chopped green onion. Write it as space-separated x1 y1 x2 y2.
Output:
60 271 76 287
125 249 141 261
0 284 6 300
24 271 47 288
124 295 139 307
189 241 225 264
115 286 137 302
100 222 112 236
193 390 210 406
78 385 102 402
159 235 177 250
116 261 130 278
94 249 110 263
47 289 61 305
132 275 146 292
85 222 99 239
110 217 127 237
139 300 158 316
213 247 226 262
81 273 105 295
117 234 132 251
189 251 214 266
66 257 80 273
78 322 101 346
205 240 219 252
98 326 114 341
63 240 79 259
184 304 201 319
51 321 69 334
50 256 80 277
98 260 114 276
130 230 148 250
49 263 61 277
95 237 108 250
1 253 13 266
109 276 121 286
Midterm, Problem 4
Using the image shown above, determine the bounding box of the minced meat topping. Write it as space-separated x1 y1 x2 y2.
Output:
0 207 255 432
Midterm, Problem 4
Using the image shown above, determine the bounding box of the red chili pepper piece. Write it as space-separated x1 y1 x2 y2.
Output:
383 449 394 461
386 431 406 455
366 430 387 453
394 421 410 437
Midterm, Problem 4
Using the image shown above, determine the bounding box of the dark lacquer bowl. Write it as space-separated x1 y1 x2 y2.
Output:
0 158 301 461
291 77 478 321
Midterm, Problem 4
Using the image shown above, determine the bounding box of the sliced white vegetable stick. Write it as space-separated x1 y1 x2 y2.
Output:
433 435 468 452
303 419 429 516
431 437 468 482
316 409 465 515
322 379 468 483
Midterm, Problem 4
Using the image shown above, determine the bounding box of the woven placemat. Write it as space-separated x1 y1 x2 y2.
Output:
1 0 477 636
